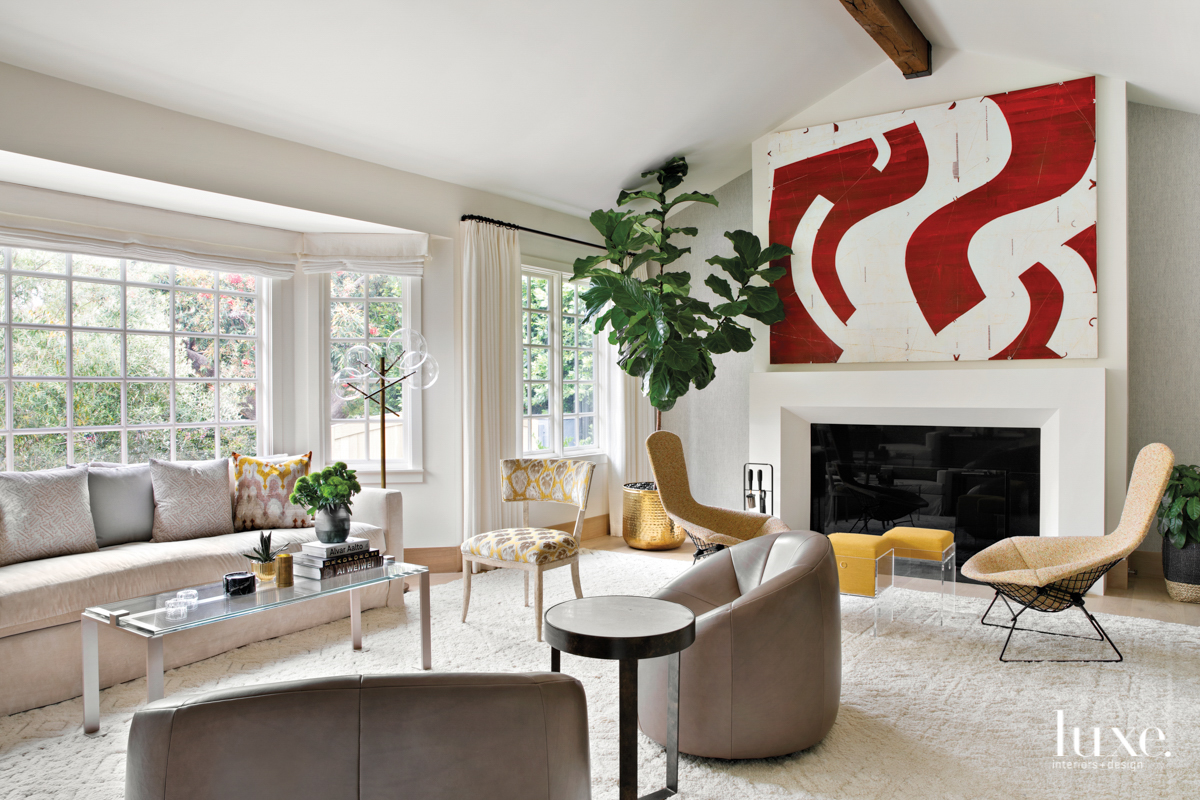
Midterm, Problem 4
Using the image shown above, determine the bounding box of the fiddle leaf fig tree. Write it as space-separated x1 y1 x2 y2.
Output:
572 156 791 416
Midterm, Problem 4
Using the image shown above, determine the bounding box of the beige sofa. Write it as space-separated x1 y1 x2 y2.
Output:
0 487 403 718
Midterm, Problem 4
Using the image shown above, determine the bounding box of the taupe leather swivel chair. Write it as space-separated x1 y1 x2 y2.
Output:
638 531 841 759
127 673 590 800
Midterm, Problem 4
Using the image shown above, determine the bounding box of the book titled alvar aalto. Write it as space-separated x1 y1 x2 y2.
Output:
301 537 369 558
294 554 384 581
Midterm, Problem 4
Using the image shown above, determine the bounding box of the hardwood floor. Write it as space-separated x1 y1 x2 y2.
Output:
411 536 1200 627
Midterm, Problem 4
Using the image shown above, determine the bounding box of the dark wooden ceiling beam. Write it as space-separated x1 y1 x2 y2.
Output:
838 0 932 78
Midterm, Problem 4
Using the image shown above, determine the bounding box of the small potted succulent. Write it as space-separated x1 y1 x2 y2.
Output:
1156 463 1200 603
243 532 288 583
290 462 362 543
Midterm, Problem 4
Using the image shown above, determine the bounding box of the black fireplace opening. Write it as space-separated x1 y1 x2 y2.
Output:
811 423 1040 573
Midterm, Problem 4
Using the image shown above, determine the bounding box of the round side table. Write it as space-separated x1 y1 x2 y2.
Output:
544 595 696 800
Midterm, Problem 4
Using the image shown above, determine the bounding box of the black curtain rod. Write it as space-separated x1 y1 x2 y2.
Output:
461 214 606 251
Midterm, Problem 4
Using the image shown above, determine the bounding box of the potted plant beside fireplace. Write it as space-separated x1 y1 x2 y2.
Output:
572 155 791 550
1156 463 1200 603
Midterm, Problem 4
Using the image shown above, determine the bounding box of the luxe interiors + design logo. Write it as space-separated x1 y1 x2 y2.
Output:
1052 710 1171 770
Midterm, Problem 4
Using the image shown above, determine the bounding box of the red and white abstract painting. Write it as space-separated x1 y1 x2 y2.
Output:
766 77 1097 364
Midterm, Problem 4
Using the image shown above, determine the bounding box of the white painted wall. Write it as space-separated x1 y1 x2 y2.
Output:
750 48 1131 537
0 61 608 549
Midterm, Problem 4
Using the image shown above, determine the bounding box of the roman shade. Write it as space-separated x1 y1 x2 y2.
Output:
0 181 428 279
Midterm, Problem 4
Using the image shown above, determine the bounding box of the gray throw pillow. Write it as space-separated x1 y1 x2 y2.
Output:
86 463 155 547
0 467 98 567
149 458 234 542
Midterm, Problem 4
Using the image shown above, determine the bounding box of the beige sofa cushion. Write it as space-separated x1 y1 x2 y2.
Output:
0 521 383 640
150 458 234 542
0 466 98 567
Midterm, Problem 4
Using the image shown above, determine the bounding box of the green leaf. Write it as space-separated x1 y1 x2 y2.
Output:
714 300 749 316
571 253 610 279
1170 530 1188 549
725 323 754 352
641 156 689 193
1187 497 1200 520
726 230 762 268
756 266 787 284
669 191 719 208
617 189 664 207
660 338 700 371
704 275 735 301
759 243 794 264
743 285 782 313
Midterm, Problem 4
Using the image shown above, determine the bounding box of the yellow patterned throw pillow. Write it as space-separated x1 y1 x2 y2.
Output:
232 452 313 532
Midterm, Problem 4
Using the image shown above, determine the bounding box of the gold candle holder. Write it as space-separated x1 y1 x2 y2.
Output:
275 552 294 588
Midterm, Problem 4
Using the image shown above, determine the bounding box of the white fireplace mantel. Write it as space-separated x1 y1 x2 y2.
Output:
748 367 1107 540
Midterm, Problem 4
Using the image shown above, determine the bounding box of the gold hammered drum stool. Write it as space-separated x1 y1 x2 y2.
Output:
460 458 596 641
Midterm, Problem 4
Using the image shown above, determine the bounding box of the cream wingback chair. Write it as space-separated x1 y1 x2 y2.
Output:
461 458 595 641
963 442 1174 662
646 431 790 561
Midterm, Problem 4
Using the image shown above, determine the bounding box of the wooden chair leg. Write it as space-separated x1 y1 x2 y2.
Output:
534 566 544 642
570 559 583 599
461 558 472 623
524 571 529 607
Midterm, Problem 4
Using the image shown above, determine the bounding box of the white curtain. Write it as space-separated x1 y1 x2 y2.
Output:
0 181 428 278
461 219 524 539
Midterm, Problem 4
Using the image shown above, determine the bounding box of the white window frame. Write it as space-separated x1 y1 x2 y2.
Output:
0 246 264 470
323 272 423 478
520 265 602 458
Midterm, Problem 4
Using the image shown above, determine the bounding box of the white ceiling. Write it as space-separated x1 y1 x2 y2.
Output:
0 1 1195 218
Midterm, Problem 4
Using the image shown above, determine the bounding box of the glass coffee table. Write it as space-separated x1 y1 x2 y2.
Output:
81 562 430 733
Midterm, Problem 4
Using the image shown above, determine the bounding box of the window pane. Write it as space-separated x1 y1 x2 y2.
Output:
13 381 66 428
333 393 365 420
176 337 215 378
562 282 575 314
530 383 549 415
13 329 67 376
0 330 7 375
220 383 256 422
529 417 552 451
368 274 404 298
73 331 121 377
529 312 549 346
219 272 255 293
128 382 170 425
331 271 365 297
75 430 121 463
523 385 531 416
175 291 215 333
12 276 67 324
128 261 170 284
221 425 257 457
176 382 215 423
529 347 550 381
578 416 595 447
331 421 367 461
562 315 576 347
577 322 594 348
127 334 170 378
562 351 576 381
74 381 121 427
14 433 67 471
578 383 594 413
331 301 365 338
521 276 529 308
529 278 548 309
127 287 170 330
13 249 65 274
219 339 255 378
579 351 594 381
128 428 170 463
563 383 576 414
72 254 120 280
219 294 255 336
175 268 214 289
73 281 122 328
563 417 577 449
367 301 402 339
176 427 216 460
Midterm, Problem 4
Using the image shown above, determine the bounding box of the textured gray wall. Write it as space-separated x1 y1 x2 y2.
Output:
661 171 755 510
1128 102 1200 551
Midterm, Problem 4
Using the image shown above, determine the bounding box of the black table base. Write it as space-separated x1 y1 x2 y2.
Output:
553 647 679 800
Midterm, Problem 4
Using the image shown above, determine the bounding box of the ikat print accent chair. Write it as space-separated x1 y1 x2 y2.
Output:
646 431 790 561
461 458 595 641
962 442 1174 662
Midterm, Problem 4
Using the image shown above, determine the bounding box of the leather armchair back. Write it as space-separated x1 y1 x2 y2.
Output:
127 673 590 800
639 531 841 759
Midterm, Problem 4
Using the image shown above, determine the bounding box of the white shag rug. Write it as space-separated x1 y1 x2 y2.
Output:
2 549 1199 800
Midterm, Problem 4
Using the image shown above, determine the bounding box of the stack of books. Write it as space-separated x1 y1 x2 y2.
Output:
293 537 383 581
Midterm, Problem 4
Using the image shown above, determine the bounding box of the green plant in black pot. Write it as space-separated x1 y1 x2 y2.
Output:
290 462 362 544
1156 463 1200 603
